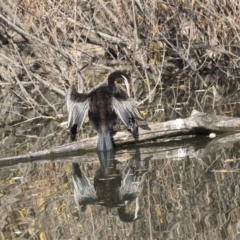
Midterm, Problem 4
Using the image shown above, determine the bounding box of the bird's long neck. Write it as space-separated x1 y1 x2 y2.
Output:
108 81 116 93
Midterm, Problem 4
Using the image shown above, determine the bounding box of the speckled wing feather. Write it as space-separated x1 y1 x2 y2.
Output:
111 96 143 127
66 85 90 129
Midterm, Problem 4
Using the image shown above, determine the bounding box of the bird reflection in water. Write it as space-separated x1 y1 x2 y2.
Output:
66 71 143 151
72 150 148 222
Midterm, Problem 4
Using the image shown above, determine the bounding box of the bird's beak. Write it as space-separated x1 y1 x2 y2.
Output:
122 75 130 97
134 197 139 220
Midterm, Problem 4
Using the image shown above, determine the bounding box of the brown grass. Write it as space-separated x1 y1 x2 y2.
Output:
0 0 240 154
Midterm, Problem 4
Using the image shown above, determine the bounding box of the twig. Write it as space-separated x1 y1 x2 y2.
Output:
11 41 58 114
0 13 77 65
8 65 40 112
11 115 56 127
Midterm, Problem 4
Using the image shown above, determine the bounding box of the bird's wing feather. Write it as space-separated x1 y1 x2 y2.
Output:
112 97 143 126
66 86 90 128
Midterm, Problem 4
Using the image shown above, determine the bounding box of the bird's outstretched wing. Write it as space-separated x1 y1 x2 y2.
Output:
66 85 90 129
112 97 143 126
112 96 143 139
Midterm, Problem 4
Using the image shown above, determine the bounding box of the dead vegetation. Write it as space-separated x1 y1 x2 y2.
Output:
1 0 240 155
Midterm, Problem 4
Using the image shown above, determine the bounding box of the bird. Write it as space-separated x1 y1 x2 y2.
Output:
66 71 143 151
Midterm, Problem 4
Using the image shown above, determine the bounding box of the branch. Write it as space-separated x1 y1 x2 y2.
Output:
1 110 240 164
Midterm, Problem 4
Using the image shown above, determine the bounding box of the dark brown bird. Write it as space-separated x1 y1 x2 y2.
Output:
66 71 143 151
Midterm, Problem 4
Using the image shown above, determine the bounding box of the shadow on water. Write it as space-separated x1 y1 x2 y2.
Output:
0 134 240 239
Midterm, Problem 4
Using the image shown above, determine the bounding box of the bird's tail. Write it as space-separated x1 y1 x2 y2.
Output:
97 131 114 151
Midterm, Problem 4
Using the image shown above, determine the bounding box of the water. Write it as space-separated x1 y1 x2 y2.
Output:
1 134 240 240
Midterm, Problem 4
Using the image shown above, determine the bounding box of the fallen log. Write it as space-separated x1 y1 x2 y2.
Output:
1 110 240 164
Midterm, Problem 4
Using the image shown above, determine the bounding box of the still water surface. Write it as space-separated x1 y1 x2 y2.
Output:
0 134 240 240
